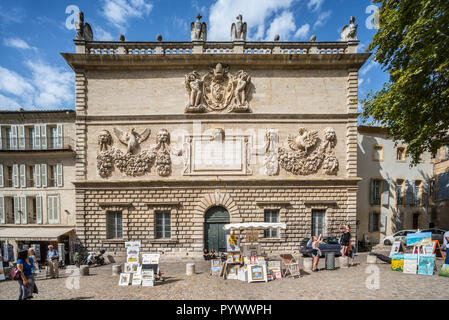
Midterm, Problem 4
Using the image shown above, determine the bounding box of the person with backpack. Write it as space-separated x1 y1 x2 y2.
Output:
16 249 38 300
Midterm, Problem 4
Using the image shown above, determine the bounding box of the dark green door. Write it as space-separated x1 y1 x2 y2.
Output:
205 206 230 252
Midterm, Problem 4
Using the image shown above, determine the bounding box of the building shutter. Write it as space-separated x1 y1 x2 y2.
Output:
20 164 26 188
369 213 373 232
11 125 18 150
14 196 20 224
12 164 19 188
381 180 389 206
422 180 429 206
0 164 3 188
57 124 63 149
40 125 47 150
20 196 27 224
36 195 42 224
369 179 374 205
56 163 63 187
53 197 59 223
0 125 2 150
34 164 41 188
0 196 5 224
380 212 387 233
404 180 414 205
41 164 47 188
19 125 25 150
34 125 41 149
47 196 53 223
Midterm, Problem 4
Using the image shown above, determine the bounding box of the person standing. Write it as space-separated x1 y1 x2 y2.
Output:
46 245 59 278
444 230 449 265
28 248 39 274
311 234 323 272
340 224 351 257
16 249 37 300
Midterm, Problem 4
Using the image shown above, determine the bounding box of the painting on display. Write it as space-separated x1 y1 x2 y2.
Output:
125 241 141 248
132 273 142 286
127 254 139 263
246 230 258 243
391 254 404 272
389 241 404 257
210 259 221 276
406 232 432 247
418 254 435 276
227 266 239 280
248 264 268 283
127 247 140 256
142 254 160 265
403 254 418 275
267 261 282 278
226 234 240 252
118 273 131 286
142 270 155 287
439 264 449 278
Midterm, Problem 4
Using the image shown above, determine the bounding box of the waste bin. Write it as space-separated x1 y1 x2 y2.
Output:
325 252 335 270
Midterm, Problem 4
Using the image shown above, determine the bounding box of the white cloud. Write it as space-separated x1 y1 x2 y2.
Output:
294 24 310 40
95 26 115 41
102 0 153 33
265 11 296 41
313 10 331 29
0 94 20 110
208 0 293 41
307 0 324 12
0 66 35 97
360 60 379 76
3 38 36 50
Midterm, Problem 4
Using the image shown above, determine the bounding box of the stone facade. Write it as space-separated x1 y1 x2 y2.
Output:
63 17 369 259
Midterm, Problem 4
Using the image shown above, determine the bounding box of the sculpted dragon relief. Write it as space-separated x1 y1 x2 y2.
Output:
96 128 173 178
278 127 339 175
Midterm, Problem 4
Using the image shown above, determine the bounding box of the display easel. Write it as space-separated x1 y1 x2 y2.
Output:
424 240 445 258
413 244 438 273
389 241 405 257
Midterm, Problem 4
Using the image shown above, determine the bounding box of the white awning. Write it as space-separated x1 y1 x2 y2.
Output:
0 227 74 241
223 223 287 230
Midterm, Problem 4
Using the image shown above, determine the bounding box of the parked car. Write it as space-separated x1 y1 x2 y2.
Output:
299 236 342 257
420 228 447 244
383 230 417 246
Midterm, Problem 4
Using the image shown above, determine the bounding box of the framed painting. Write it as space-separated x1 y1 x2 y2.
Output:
132 273 142 286
118 273 130 286
211 259 221 267
127 254 139 264
227 266 239 280
124 263 133 273
248 264 267 283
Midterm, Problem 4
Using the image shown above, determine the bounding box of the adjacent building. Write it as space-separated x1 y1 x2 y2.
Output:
357 126 434 245
432 140 449 229
0 110 76 263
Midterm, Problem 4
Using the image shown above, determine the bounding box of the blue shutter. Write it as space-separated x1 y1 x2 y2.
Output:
369 179 374 205
437 173 449 201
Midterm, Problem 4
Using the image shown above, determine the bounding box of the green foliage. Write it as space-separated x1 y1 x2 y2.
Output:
362 0 449 165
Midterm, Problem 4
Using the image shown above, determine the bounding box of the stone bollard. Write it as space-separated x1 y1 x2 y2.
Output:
339 256 349 268
302 257 313 273
367 255 377 264
112 264 122 276
79 265 90 276
186 263 195 276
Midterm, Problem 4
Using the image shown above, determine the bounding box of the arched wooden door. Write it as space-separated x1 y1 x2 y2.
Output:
204 206 230 252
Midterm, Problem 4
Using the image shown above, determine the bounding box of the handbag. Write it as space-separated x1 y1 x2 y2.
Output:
9 266 21 281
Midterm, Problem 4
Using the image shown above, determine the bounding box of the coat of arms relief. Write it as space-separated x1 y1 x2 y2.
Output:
96 128 173 178
185 63 252 113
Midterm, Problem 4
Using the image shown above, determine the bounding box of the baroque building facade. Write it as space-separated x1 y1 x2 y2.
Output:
62 14 369 259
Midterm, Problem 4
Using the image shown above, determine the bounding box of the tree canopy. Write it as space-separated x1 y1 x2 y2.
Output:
362 0 449 164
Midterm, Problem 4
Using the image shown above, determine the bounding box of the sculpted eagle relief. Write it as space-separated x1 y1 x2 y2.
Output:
278 127 339 175
96 128 173 178
185 63 252 113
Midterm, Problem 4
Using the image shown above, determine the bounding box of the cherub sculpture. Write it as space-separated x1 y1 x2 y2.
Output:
231 14 247 41
113 128 151 154
191 14 207 41
233 70 251 106
185 71 203 107
98 130 112 152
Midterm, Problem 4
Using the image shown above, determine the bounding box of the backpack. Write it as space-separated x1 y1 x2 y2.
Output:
9 265 21 281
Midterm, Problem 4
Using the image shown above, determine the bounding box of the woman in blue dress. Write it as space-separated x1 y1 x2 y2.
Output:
17 249 38 300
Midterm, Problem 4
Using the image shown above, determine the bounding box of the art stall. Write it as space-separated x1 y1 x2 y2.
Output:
118 241 163 287
210 222 287 283
389 232 447 277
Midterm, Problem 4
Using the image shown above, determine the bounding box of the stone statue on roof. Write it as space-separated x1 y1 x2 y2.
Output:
75 11 93 41
340 16 358 41
191 14 207 41
231 14 247 41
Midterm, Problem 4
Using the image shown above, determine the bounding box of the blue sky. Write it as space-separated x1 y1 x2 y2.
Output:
0 0 388 116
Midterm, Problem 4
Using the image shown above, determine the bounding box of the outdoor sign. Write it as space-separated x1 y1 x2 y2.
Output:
406 232 432 247
403 254 418 274
389 241 404 257
391 254 404 272
417 254 435 276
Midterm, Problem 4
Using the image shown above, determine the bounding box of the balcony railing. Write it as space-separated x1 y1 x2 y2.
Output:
77 40 358 56
0 137 74 151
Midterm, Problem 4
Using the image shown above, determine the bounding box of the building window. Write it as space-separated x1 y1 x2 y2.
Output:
264 209 280 238
48 165 57 187
5 127 12 150
369 212 380 232
396 147 406 161
373 145 384 161
27 127 35 150
414 180 422 206
396 179 405 205
370 179 382 205
4 197 14 224
311 209 325 237
107 211 123 239
429 179 435 200
155 211 171 239
412 213 419 229
47 195 59 224
27 166 35 187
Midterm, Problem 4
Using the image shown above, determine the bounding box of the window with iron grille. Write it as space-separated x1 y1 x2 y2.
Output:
107 211 123 239
311 209 326 236
155 211 171 239
264 209 279 238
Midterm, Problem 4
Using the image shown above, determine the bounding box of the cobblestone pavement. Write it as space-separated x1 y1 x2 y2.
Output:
1 252 448 300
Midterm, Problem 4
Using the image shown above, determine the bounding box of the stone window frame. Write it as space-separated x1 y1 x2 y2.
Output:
372 144 384 162
99 202 131 244
395 146 407 162
256 201 289 243
146 202 180 244
303 201 338 237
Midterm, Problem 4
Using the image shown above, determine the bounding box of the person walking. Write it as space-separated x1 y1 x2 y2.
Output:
443 230 449 265
17 249 38 300
46 245 59 278
347 238 356 266
311 234 323 272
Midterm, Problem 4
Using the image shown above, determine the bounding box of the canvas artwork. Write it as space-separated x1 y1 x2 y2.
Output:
0 254 5 281
211 266 221 276
226 253 234 263
142 270 155 287
124 263 133 273
127 247 140 256
403 254 418 274
233 253 241 263
211 259 221 267
125 241 141 248
227 266 239 280
142 254 160 264
243 256 250 265
249 265 265 282
391 254 404 272
389 241 403 257
256 256 265 263
118 273 131 286
406 232 432 247
226 234 240 252
267 261 282 278
132 273 142 286
418 254 435 276
127 254 139 263
439 264 449 278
